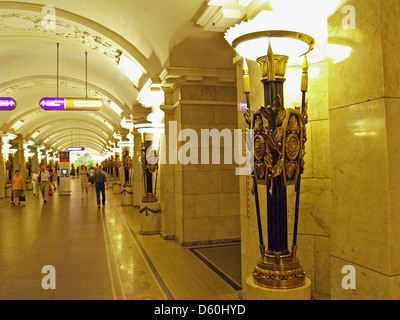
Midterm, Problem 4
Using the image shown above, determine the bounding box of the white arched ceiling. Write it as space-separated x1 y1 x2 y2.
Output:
35 125 109 146
47 131 108 147
0 0 206 155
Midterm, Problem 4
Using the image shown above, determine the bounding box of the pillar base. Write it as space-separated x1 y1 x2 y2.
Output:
121 186 133 206
112 182 121 194
26 182 33 191
139 201 161 235
246 276 311 300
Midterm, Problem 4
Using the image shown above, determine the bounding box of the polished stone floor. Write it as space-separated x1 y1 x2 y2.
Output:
0 178 240 300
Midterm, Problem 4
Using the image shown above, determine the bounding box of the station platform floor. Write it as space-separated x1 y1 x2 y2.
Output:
0 178 240 300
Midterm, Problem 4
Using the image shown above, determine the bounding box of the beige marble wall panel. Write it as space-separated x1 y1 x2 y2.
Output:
160 192 175 238
311 120 331 179
184 217 211 242
194 194 219 218
294 234 315 292
182 170 210 195
221 171 239 194
315 236 331 297
287 178 331 238
214 104 239 125
180 85 217 101
218 193 240 217
380 0 400 98
181 104 215 124
209 215 240 241
328 0 385 109
216 86 238 102
174 192 183 242
329 98 389 273
330 255 400 300
308 61 329 121
384 98 400 275
209 171 223 194
182 194 195 219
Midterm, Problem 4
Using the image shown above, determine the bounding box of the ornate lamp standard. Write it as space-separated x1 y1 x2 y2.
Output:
226 22 314 289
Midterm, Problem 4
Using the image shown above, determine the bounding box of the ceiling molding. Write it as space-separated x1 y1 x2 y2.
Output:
0 1 160 83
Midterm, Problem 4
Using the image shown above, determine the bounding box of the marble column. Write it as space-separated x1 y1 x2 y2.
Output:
31 147 39 172
11 135 27 183
328 0 400 299
159 68 239 246
159 105 175 239
132 131 142 207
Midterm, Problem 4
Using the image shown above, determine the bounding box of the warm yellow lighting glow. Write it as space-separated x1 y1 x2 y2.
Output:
225 11 314 61
118 54 144 87
121 117 134 131
109 101 123 117
11 120 24 131
226 1 342 63
104 121 113 130
137 79 164 108
147 105 164 125
31 131 40 139
354 132 378 137
327 44 352 64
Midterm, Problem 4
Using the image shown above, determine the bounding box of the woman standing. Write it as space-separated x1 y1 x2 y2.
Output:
80 165 89 198
11 170 24 206
32 169 39 196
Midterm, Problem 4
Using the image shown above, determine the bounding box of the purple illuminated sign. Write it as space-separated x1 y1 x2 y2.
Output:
0 98 16 110
67 147 85 151
237 101 247 112
40 98 65 110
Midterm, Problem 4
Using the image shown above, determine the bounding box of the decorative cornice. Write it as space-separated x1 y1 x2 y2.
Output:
0 12 121 64
196 0 247 32
0 2 160 80
160 67 236 92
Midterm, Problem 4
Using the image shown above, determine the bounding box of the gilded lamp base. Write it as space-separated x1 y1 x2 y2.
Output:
252 253 306 289
142 193 158 203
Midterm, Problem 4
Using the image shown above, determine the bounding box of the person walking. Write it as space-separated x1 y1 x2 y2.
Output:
38 165 51 203
11 170 24 206
47 165 56 191
80 165 89 198
32 168 39 196
94 165 108 208
71 164 76 177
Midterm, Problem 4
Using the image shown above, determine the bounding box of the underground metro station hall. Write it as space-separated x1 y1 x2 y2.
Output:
0 0 399 301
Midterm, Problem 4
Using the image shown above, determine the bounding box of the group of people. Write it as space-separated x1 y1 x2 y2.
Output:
11 165 54 205
11 164 109 208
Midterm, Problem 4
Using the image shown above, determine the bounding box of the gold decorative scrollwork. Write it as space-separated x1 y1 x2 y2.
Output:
245 94 308 188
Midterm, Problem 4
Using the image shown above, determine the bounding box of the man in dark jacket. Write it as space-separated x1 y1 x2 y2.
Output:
94 165 108 208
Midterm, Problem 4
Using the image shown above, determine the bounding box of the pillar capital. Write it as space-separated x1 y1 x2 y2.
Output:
160 67 236 93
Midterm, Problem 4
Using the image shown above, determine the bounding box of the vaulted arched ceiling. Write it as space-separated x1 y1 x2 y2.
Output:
0 0 206 156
